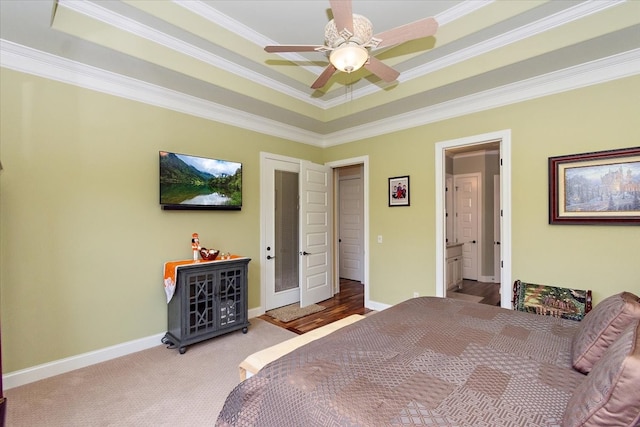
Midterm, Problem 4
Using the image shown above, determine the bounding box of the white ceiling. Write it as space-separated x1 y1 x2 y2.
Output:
1 1 639 146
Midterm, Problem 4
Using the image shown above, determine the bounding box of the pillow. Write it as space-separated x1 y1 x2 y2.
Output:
512 280 592 321
563 320 640 427
572 292 640 374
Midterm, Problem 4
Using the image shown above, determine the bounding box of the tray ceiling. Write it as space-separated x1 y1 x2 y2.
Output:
1 0 639 146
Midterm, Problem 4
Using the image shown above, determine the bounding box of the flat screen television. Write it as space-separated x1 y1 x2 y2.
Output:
159 151 242 210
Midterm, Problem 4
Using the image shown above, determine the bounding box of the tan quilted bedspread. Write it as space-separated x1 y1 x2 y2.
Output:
217 297 586 426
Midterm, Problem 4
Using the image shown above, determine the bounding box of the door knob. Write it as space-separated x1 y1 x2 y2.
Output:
471 240 477 244
266 255 276 260
301 251 311 256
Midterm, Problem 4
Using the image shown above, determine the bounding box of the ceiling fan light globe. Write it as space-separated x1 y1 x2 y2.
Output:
329 43 368 73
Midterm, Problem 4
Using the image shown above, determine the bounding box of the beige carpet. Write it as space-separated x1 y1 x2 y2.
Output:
447 292 484 303
266 302 326 322
4 318 296 427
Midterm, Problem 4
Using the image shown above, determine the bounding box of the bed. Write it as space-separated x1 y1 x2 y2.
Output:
217 294 640 426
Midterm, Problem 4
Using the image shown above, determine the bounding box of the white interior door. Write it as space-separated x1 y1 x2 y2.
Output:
264 158 300 310
339 176 364 282
299 161 333 307
455 173 480 280
445 175 453 245
493 175 501 283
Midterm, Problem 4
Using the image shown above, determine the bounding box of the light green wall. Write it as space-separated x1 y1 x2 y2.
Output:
0 69 321 372
323 75 640 305
1 67 639 374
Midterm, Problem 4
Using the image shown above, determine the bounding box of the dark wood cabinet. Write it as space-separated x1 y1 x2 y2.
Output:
162 257 250 354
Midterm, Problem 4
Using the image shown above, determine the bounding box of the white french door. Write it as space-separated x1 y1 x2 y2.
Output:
264 158 300 310
262 155 333 310
299 161 333 307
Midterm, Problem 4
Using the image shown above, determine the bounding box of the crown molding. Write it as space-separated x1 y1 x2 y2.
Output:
176 0 494 82
334 0 626 106
2 39 638 147
450 149 500 160
436 0 494 26
0 39 324 146
56 0 326 108
54 0 628 111
173 0 322 78
321 49 640 147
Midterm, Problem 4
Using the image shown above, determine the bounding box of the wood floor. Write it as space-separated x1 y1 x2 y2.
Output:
452 279 502 306
259 279 372 334
259 278 501 334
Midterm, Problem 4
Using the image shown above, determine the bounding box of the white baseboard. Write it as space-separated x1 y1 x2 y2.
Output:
2 305 362 389
248 306 264 319
3 332 166 390
366 299 390 312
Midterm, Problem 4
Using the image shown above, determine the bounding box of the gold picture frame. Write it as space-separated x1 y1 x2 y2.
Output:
549 147 640 225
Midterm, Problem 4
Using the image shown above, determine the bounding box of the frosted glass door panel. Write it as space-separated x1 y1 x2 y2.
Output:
275 170 299 293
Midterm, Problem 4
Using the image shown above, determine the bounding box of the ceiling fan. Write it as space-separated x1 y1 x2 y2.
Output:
264 0 438 89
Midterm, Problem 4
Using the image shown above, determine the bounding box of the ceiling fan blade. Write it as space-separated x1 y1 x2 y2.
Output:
329 0 353 34
311 64 337 89
373 17 438 49
364 56 400 83
265 45 324 53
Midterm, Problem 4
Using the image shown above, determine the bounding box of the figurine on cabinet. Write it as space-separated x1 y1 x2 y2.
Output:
191 233 200 261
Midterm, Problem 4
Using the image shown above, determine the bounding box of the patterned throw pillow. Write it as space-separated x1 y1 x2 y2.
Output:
513 280 591 321
563 320 640 427
571 292 640 374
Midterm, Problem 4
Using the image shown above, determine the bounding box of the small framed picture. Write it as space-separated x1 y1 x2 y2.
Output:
389 175 410 207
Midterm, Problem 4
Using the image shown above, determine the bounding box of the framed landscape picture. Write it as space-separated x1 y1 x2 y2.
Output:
549 147 640 225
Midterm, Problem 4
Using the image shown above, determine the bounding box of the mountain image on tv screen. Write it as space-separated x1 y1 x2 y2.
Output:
159 151 242 208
